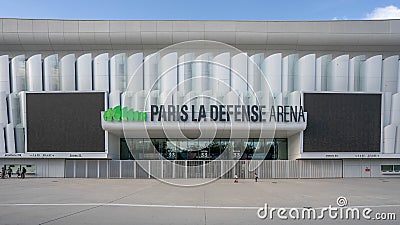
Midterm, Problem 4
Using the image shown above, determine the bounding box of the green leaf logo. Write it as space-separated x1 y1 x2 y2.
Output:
104 105 146 122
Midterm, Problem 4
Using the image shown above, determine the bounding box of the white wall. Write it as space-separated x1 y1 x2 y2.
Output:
288 132 301 160
343 159 400 178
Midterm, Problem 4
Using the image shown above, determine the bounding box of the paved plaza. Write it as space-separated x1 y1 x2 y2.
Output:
0 177 399 224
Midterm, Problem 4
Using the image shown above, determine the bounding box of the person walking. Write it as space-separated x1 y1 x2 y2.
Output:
254 172 258 182
1 167 5 179
234 174 238 183
7 167 12 178
16 168 21 178
21 167 26 179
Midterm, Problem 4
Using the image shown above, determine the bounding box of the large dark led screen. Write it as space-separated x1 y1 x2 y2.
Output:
26 92 105 152
303 93 381 152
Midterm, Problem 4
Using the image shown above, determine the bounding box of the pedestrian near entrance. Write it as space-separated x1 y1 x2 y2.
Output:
1 167 5 179
254 172 258 182
21 167 26 179
16 168 21 178
234 174 238 183
7 167 12 178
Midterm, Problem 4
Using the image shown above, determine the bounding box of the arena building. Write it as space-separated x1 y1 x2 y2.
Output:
0 18 400 179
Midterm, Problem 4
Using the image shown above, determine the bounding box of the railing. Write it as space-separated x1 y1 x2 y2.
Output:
65 160 343 179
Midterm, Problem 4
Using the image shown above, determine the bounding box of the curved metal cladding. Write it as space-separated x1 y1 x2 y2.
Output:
43 54 59 91
0 55 10 95
212 52 230 97
11 55 26 93
124 53 144 111
0 92 7 153
93 53 109 92
1 49 400 155
26 54 43 92
60 54 76 91
127 53 144 94
282 54 297 96
177 53 194 98
262 53 282 97
247 53 263 94
295 54 316 92
192 53 212 93
316 55 332 91
231 52 248 96
0 91 6 121
143 53 159 112
159 52 178 105
391 93 400 125
384 125 396 154
110 53 126 93
144 53 159 92
76 53 92 91
361 55 382 92
327 55 349 92
109 53 126 108
383 92 392 127
382 55 399 93
348 55 365 92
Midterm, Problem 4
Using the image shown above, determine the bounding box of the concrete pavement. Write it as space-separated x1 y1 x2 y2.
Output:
0 178 399 224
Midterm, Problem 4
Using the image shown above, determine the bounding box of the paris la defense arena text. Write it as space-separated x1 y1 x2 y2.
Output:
149 105 305 122
0 18 400 180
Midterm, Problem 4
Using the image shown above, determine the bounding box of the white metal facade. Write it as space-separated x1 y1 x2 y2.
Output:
0 19 400 178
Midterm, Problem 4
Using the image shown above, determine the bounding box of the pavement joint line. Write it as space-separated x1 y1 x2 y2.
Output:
37 183 159 224
0 203 400 210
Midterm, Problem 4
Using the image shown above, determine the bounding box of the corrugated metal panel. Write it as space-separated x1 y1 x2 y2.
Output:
163 161 174 179
87 160 98 178
109 160 120 178
136 161 150 178
75 160 86 178
187 161 203 179
121 160 134 178
99 160 108 178
64 159 343 179
65 160 74 178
